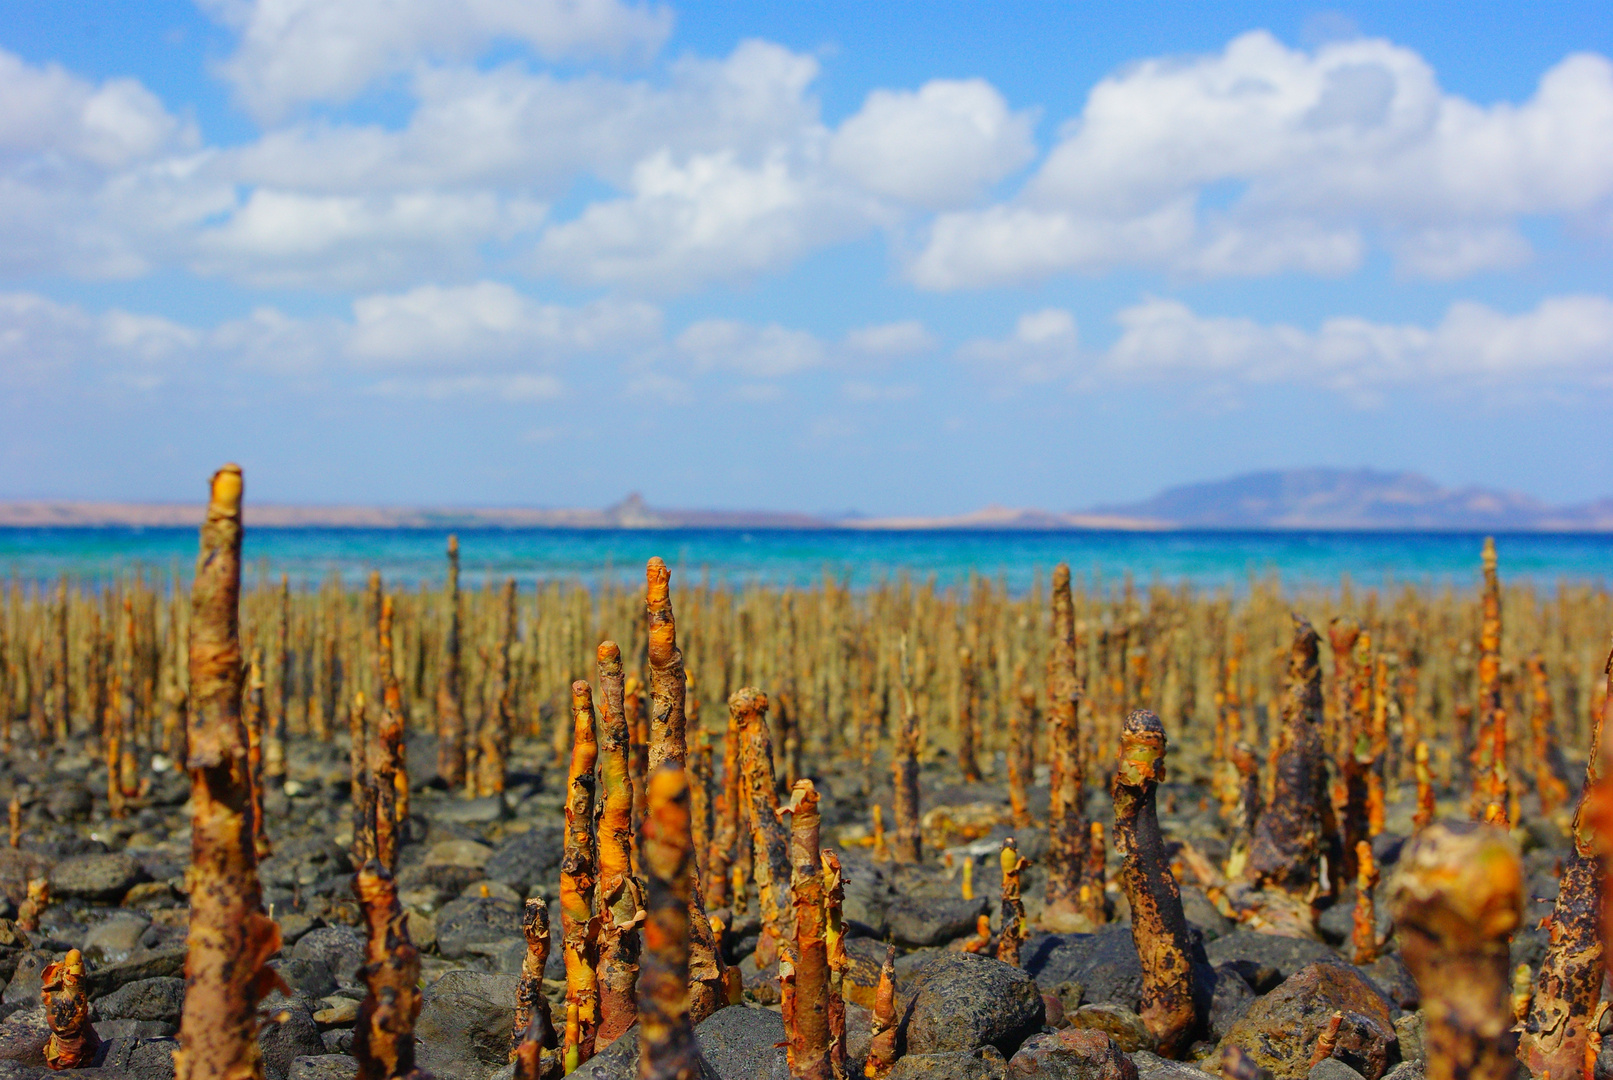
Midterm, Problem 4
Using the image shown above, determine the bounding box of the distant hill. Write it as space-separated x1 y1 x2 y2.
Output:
1090 468 1613 530
3 471 1609 531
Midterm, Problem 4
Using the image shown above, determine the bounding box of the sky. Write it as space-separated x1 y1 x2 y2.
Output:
2 0 1612 515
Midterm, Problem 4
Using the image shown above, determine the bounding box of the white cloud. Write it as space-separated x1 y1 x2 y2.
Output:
828 79 1037 209
367 373 565 401
844 320 936 357
201 0 673 121
911 33 1613 288
347 281 660 365
674 319 826 378
956 308 1083 386
959 294 1613 396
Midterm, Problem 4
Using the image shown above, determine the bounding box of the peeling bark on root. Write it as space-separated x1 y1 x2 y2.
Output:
562 681 601 1068
637 764 710 1080
595 641 644 1050
1044 564 1087 920
780 780 830 1080
353 863 430 1080
1113 710 1199 1058
1388 821 1524 1080
1246 617 1327 898
43 949 98 1070
513 898 559 1072
176 465 287 1080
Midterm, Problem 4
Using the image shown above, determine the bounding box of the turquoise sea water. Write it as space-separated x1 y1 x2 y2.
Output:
0 527 1609 594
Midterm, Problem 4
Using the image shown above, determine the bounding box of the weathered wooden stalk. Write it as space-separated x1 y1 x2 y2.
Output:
780 779 830 1080
637 763 710 1080
594 641 643 1049
561 680 601 1070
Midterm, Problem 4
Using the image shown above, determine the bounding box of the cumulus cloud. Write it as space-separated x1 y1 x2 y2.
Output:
0 282 662 400
911 33 1613 288
828 79 1037 209
958 295 1613 395
674 319 826 377
844 320 936 357
201 0 673 121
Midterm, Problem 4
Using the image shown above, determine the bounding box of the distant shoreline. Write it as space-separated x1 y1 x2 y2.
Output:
0 504 1611 534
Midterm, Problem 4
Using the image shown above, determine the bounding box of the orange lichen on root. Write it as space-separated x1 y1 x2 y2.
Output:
1351 841 1379 965
512 898 559 1078
174 465 288 1080
42 949 99 1070
996 838 1029 967
636 763 711 1080
864 944 897 1079
352 862 431 1080
594 641 644 1050
561 680 600 1071
779 779 830 1080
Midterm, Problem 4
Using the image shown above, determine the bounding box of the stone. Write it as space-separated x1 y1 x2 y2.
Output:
0 851 52 908
901 952 1045 1058
1203 932 1340 994
1007 1028 1138 1080
1391 1015 1423 1067
434 895 523 959
275 913 320 947
92 977 185 1024
1362 957 1417 1012
260 1005 326 1080
1129 1050 1217 1080
313 997 360 1026
416 970 518 1080
293 926 367 987
0 1008 48 1066
1180 888 1234 941
1217 962 1398 1080
270 958 338 1000
82 913 149 965
1024 927 1144 1010
459 879 522 904
1310 1060 1367 1080
84 947 187 999
1 956 43 1006
289 1056 358 1080
843 936 892 1008
92 1019 176 1041
888 895 989 947
323 1029 354 1055
1207 965 1257 1042
893 1045 1009 1079
689 1004 789 1080
483 825 564 898
50 852 147 901
123 882 179 909
847 1001 872 1076
1380 1065 1422 1080
1066 1004 1156 1053
432 796 508 825
425 839 494 868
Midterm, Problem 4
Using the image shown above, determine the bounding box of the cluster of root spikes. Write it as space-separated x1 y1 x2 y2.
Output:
8 467 1613 1080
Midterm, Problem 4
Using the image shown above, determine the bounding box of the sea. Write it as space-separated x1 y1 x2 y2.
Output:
0 527 1609 595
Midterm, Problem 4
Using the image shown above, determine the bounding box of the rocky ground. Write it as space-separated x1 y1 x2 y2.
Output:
0 728 1581 1080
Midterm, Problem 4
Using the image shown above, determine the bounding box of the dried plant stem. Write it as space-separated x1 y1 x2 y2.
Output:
1044 564 1087 924
891 636 922 865
864 945 896 1080
1246 617 1327 899
512 898 559 1077
43 948 98 1069
735 687 792 964
436 535 465 790
996 838 1029 967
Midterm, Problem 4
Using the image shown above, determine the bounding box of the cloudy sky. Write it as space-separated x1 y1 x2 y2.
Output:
3 0 1611 513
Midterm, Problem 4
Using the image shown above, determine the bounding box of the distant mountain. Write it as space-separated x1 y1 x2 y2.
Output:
1090 468 1613 530
3 471 1608 531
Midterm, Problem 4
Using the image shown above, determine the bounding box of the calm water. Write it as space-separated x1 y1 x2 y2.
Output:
0 527 1608 594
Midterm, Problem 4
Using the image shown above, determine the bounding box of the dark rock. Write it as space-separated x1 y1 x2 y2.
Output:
1217 962 1398 1080
893 1045 1008 1079
1311 1060 1367 1080
1207 965 1256 1041
50 852 147 901
1203 932 1339 993
1024 927 1143 1009
45 787 92 823
292 927 367 987
322 1028 355 1055
1392 1016 1422 1067
901 952 1045 1058
92 976 185 1024
888 895 989 946
270 957 339 1000
483 825 564 898
1361 957 1417 1012
434 895 523 960
1 956 43 1006
431 795 509 825
690 1004 789 1080
843 937 892 1009
1380 1065 1422 1080
0 1008 48 1065
416 970 518 1080
571 1023 642 1080
290 1055 358 1080
1007 1028 1138 1080
260 1005 327 1080
84 947 188 999
1180 888 1233 940
0 852 51 909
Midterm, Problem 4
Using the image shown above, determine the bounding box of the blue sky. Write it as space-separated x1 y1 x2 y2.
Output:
3 0 1612 514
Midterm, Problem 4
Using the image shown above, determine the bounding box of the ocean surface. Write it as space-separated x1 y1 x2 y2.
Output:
0 527 1608 594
